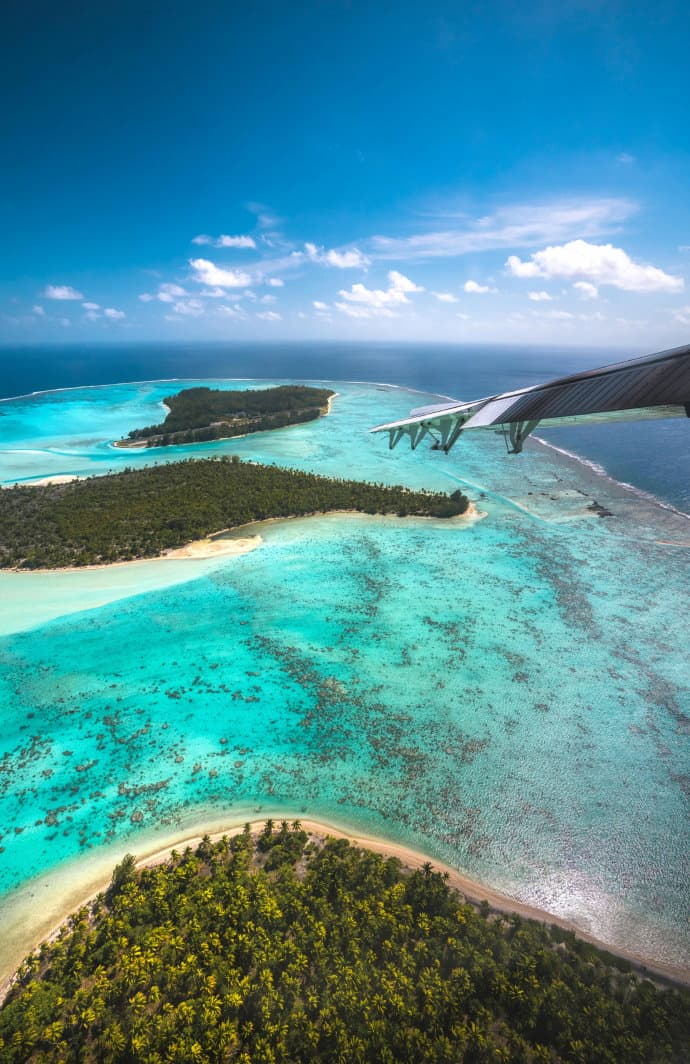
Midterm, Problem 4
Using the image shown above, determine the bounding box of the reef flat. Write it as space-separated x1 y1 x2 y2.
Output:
0 378 688 980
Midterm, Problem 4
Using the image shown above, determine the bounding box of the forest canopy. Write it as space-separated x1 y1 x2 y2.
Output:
0 457 470 568
120 385 335 447
1 825 688 1063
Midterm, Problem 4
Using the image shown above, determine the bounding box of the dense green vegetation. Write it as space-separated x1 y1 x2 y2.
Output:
121 385 335 447
1 825 688 1062
0 457 469 568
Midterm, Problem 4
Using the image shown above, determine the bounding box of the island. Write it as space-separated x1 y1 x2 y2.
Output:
1 823 688 1061
1 457 471 568
116 384 335 448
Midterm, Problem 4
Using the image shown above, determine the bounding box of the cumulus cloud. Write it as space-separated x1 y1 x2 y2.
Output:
674 305 690 325
313 300 329 310
506 240 683 293
192 234 256 249
335 302 396 320
305 242 370 268
431 291 458 303
44 284 84 300
104 307 126 320
267 277 284 287
464 280 495 294
189 258 252 288
169 299 204 317
336 271 424 318
217 304 248 320
260 294 276 305
528 291 552 302
257 310 282 321
140 283 188 303
370 198 635 260
82 301 100 310
32 305 45 316
573 281 599 300
456 312 470 320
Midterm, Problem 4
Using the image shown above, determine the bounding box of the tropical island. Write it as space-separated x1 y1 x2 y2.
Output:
1 823 688 1062
0 458 470 568
116 384 335 448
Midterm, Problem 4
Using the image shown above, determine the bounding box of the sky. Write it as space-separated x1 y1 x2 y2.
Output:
2 0 689 348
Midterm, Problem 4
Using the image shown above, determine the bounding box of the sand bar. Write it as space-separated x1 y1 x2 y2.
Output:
1 812 688 1004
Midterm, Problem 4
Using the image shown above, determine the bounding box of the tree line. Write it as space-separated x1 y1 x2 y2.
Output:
0 457 469 568
1 824 688 1062
123 385 334 447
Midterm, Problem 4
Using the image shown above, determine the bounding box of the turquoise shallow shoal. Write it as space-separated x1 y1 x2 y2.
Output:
0 380 688 968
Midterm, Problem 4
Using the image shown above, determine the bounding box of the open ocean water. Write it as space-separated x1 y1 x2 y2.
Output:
0 341 688 975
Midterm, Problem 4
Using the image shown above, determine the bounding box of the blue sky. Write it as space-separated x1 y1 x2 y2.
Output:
2 0 689 346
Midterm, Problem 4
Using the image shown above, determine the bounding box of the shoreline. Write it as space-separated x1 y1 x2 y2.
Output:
1 812 688 1005
112 391 339 451
6 501 481 574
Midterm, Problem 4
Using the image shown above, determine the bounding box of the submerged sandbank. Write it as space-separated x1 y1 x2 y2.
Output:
0 510 480 636
1 811 687 1003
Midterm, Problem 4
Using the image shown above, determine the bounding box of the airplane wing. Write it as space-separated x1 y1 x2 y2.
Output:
370 343 690 454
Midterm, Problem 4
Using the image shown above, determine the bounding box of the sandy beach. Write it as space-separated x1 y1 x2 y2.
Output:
24 474 82 486
1 812 687 1004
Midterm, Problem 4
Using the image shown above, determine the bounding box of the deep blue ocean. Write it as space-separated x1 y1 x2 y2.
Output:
1 341 688 513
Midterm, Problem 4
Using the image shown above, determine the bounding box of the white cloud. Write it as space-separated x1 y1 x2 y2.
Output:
257 310 282 321
432 291 458 303
260 294 276 304
335 302 397 320
268 277 284 287
192 233 256 249
84 310 100 322
189 258 252 288
617 153 635 164
528 290 552 302
506 240 683 293
104 307 126 320
169 299 204 317
389 270 424 293
59 317 71 327
305 242 370 268
44 284 84 300
218 304 248 320
32 304 45 316
157 283 187 302
464 280 495 294
140 283 188 303
674 305 690 325
573 281 599 300
82 301 100 310
336 271 423 317
456 312 470 320
370 198 635 260
532 309 574 320
313 300 329 310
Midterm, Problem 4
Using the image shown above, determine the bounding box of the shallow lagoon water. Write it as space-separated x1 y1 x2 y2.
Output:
0 379 688 970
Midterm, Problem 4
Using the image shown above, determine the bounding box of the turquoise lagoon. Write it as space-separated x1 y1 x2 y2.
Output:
0 379 689 971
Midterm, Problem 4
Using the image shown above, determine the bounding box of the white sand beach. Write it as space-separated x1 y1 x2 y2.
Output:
1 813 688 1004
